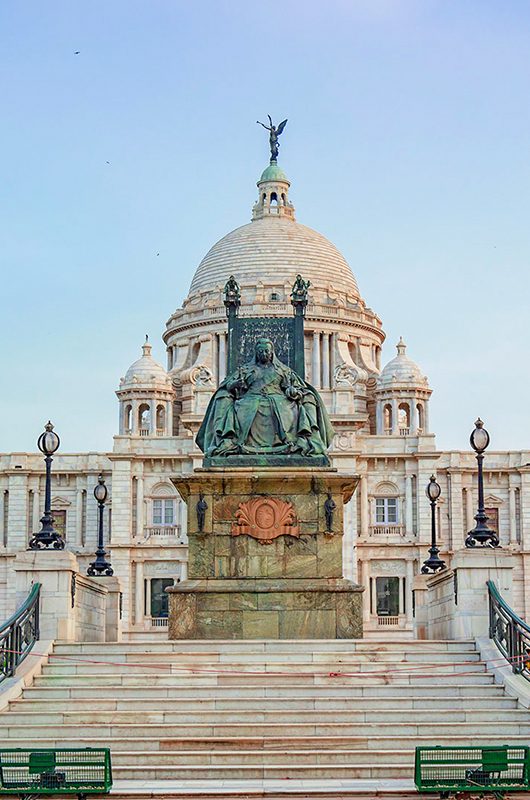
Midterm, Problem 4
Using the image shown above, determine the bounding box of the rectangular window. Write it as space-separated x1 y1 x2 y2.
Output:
376 576 400 616
150 578 174 618
153 499 175 526
375 497 398 524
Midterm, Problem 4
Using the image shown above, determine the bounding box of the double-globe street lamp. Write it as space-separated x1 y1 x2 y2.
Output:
421 475 446 574
87 475 114 576
465 418 499 548
29 422 65 551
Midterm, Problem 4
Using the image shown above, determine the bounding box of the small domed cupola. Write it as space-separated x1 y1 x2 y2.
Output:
252 162 295 221
116 336 175 437
374 338 432 436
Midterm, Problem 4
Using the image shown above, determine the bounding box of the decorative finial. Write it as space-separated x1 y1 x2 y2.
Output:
257 115 288 163
142 336 152 356
396 337 406 356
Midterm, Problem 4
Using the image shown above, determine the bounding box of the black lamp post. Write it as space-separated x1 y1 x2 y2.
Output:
87 475 114 576
29 422 65 550
421 475 446 574
465 418 499 548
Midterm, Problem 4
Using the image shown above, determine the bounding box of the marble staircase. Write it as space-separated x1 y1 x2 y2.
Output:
1 639 529 798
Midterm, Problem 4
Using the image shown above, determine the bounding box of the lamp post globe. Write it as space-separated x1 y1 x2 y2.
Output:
465 419 499 548
421 475 446 574
28 422 65 551
87 475 114 577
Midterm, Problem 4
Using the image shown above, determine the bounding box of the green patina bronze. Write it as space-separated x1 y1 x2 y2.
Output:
196 338 334 467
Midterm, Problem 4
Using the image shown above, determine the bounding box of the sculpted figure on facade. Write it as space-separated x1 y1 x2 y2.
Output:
196 338 334 459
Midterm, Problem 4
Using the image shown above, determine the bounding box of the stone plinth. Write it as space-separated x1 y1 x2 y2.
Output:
421 548 516 640
168 468 363 639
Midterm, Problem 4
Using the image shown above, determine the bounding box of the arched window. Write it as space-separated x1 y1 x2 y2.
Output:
156 404 166 435
417 403 424 432
138 403 151 435
281 193 286 205
124 404 132 434
383 404 392 434
270 192 278 205
398 403 410 435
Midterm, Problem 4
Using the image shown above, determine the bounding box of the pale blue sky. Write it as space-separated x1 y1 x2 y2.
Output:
1 1 529 453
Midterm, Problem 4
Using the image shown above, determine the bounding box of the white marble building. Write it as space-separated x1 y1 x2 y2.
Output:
1 159 529 638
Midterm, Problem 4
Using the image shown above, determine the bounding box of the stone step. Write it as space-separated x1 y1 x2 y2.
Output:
53 639 476 653
7 734 530 751
23 682 506 699
77 781 435 800
12 695 516 712
6 721 530 737
109 764 415 781
103 749 419 766
32 670 493 686
43 651 480 665
39 661 485 677
4 707 525 725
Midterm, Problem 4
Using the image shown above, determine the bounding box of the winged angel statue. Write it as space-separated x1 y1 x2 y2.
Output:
257 115 288 162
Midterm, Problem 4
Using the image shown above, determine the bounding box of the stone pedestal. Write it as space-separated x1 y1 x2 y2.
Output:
168 468 363 640
14 550 79 641
421 548 516 640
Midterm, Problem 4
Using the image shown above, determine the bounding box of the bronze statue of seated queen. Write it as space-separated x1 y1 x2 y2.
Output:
196 338 334 466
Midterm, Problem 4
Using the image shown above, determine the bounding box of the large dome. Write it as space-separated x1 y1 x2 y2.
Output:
188 217 360 298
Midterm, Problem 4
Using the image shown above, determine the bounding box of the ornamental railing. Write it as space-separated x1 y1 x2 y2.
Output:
488 579 530 681
0 583 40 685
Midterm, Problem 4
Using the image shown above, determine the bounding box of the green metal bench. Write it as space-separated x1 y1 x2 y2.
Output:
415 746 530 798
0 749 112 800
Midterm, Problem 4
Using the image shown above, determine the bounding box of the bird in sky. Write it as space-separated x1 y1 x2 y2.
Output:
74 51 80 55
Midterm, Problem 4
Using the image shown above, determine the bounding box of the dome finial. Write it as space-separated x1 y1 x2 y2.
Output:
396 337 407 356
256 115 288 164
142 335 152 357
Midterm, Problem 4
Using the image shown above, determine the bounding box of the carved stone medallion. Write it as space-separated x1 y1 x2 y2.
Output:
231 498 300 545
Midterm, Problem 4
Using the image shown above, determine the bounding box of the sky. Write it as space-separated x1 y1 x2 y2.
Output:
1 0 530 453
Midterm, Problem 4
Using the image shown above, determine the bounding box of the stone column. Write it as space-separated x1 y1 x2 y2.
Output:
135 561 144 625
360 559 370 626
166 400 173 436
465 486 475 534
32 484 41 533
0 488 4 548
322 333 330 389
8 473 29 551
135 475 144 538
509 485 518 545
330 333 338 387
410 401 418 434
312 332 321 388
405 475 413 536
424 402 430 434
118 402 124 435
131 400 139 435
375 402 382 434
149 399 155 434
391 399 399 435
405 559 414 624
359 476 368 536
180 560 188 581
75 486 83 547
